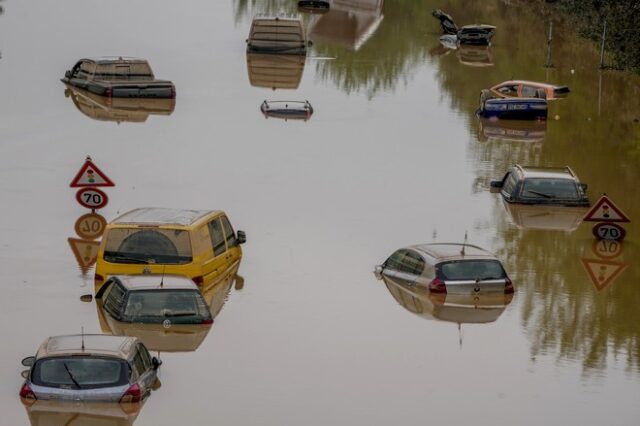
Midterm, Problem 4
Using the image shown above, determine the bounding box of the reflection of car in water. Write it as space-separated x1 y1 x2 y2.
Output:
246 17 309 55
64 84 175 123
381 274 513 324
20 335 161 403
307 0 384 51
22 400 143 426
261 100 313 121
298 0 330 14
375 243 513 295
94 208 246 292
246 54 305 90
503 202 587 231
94 270 241 352
477 118 546 143
456 45 493 67
490 165 590 206
61 57 176 99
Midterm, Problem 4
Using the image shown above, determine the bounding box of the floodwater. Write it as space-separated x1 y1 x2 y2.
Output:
2 0 640 424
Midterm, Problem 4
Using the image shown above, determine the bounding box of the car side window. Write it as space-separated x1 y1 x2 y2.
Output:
208 218 227 257
75 61 93 80
401 251 425 275
502 172 518 197
104 282 127 317
220 215 237 247
385 250 407 271
138 344 152 370
497 85 518 96
132 351 147 378
521 85 537 97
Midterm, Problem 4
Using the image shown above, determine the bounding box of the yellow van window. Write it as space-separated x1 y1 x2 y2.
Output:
103 228 192 265
207 219 226 257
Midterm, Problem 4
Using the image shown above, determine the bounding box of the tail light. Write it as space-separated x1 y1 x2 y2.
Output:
19 384 37 403
170 86 176 99
120 383 142 403
504 277 514 294
200 318 213 325
429 277 447 294
105 87 112 98
192 276 204 287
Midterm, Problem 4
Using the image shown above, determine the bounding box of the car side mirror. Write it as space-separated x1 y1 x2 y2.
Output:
21 369 30 379
80 294 93 302
237 230 247 245
152 357 162 370
490 180 503 188
21 356 35 367
65 70 72 79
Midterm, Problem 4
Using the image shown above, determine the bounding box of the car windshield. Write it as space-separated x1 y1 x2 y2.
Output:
123 290 210 322
521 178 579 200
103 228 192 265
440 260 506 281
31 357 128 389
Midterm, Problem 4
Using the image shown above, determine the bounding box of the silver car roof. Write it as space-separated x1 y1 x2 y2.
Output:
111 208 215 226
515 165 578 180
36 335 137 360
409 243 498 262
112 274 199 291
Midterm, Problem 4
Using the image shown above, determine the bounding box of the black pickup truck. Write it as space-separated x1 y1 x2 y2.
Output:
61 57 175 99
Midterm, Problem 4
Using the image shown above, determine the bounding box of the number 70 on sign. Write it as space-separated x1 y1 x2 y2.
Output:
75 187 109 210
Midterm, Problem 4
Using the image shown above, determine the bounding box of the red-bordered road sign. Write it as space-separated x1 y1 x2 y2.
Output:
581 257 627 291
592 222 626 241
76 187 108 210
583 195 630 223
70 157 115 188
591 240 624 259
74 213 107 240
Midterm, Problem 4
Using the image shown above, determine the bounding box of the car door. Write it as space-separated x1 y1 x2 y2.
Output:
201 216 230 289
132 344 156 399
220 215 241 267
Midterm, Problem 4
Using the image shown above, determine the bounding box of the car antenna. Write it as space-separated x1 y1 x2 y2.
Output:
160 265 166 288
81 326 85 352
460 231 468 256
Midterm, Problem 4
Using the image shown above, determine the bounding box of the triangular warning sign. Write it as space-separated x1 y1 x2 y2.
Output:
580 257 627 291
583 195 630 223
68 238 101 273
69 158 115 188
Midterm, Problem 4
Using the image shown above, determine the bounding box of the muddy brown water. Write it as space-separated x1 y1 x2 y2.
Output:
1 1 640 425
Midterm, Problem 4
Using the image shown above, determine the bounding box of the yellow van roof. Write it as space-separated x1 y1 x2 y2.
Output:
111 208 218 227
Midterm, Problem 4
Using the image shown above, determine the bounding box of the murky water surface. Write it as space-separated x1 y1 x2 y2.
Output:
2 1 640 424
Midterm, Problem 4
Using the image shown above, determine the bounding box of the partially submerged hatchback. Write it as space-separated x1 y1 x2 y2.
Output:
61 57 175 99
375 243 513 295
20 335 161 403
490 165 590 206
96 275 214 325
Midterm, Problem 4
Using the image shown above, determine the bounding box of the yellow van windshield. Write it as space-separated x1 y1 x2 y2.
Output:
103 228 192 265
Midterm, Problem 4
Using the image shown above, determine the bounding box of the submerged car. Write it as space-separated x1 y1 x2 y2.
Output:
261 100 313 121
94 208 246 292
490 165 590 207
20 335 161 403
246 16 310 55
64 84 175 123
485 80 570 101
382 275 513 324
432 9 495 45
61 57 175 99
375 243 513 295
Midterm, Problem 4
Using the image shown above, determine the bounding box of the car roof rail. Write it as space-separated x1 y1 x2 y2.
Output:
565 166 576 177
514 164 525 175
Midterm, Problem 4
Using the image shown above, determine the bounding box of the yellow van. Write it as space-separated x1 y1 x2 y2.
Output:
94 208 245 292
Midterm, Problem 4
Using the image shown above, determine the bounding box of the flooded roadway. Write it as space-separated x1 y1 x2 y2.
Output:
1 0 640 424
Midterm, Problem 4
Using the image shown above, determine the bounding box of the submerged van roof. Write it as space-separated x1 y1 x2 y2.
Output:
111 208 218 227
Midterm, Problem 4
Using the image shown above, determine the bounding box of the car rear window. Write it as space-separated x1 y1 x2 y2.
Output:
31 357 128 389
103 228 192 265
123 289 211 323
521 178 579 200
94 63 154 80
439 260 506 281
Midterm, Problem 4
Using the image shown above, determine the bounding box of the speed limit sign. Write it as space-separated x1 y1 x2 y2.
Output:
592 222 626 241
74 213 107 239
75 187 109 210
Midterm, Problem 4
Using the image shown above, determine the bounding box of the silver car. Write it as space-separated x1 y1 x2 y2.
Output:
375 243 513 295
20 334 161 403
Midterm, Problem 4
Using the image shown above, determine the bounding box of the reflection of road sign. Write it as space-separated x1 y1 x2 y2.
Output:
583 195 630 223
592 222 626 241
70 158 115 188
75 188 108 209
581 258 627 291
68 238 101 274
74 213 107 240
592 240 624 259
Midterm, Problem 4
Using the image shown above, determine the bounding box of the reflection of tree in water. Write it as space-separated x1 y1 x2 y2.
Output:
430 1 640 374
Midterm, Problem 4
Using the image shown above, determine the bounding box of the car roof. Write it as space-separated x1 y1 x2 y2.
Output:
112 275 199 291
36 335 137 360
515 165 577 180
496 80 554 89
84 57 149 65
110 208 218 227
410 243 498 262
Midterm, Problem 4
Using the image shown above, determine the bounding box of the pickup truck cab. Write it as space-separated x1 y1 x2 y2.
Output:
61 57 175 99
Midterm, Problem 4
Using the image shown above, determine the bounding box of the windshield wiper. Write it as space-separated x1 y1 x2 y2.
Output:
525 189 555 198
103 253 150 264
63 362 82 389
